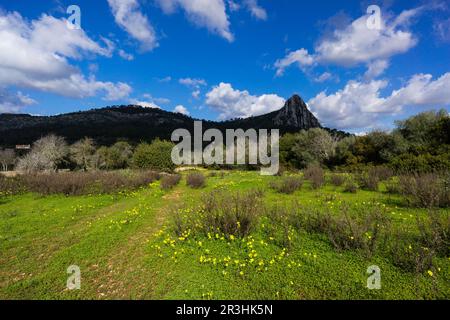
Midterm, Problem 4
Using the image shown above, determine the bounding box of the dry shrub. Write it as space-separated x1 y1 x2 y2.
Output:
399 173 450 208
389 235 435 274
160 174 181 190
330 174 345 187
174 189 263 238
304 165 324 189
0 175 25 196
417 211 450 257
370 166 393 181
20 170 160 196
343 179 358 193
267 203 390 257
303 207 390 256
186 172 206 189
269 176 303 194
385 177 401 194
356 172 379 191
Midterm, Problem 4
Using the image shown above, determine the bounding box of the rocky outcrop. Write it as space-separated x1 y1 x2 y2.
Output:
273 95 321 129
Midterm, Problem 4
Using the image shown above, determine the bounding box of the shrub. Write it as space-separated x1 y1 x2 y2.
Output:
343 179 358 193
330 174 345 187
384 177 401 194
417 211 450 257
399 173 450 208
0 175 25 196
173 190 263 238
186 172 206 189
269 176 303 194
132 139 175 172
370 166 393 181
20 171 160 196
304 165 324 189
160 174 181 190
356 172 379 191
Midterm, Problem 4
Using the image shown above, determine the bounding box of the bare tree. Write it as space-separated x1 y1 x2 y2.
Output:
0 149 15 171
16 135 68 172
70 137 96 171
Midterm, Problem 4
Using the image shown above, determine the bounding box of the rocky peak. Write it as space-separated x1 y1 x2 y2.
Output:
273 94 321 129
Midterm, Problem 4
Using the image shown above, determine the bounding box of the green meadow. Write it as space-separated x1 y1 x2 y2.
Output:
0 170 449 300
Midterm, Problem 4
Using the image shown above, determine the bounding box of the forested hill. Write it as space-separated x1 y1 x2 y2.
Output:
0 95 348 147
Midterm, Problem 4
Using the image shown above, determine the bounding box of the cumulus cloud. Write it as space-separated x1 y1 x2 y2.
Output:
107 0 158 51
274 49 315 77
275 7 421 76
307 72 450 130
0 11 132 101
364 60 389 80
0 89 36 113
155 0 233 42
174 105 190 115
206 82 285 120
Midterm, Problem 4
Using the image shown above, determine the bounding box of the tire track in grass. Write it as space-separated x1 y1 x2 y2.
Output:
84 188 184 299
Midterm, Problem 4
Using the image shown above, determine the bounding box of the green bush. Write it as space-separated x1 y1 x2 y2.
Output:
132 139 176 172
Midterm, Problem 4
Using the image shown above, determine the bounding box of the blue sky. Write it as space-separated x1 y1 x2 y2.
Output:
0 0 449 133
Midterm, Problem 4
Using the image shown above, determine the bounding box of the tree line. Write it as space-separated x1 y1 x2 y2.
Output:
1 109 448 174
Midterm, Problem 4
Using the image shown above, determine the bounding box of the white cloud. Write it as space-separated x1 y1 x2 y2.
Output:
156 76 172 83
142 93 170 104
206 82 285 119
118 49 134 61
244 0 268 20
155 0 233 42
192 90 201 99
275 8 421 76
385 73 450 109
129 99 161 109
314 72 333 83
307 72 450 130
107 0 158 51
179 78 207 87
307 80 388 130
174 105 190 115
0 11 132 101
227 0 241 12
274 49 315 76
364 60 389 80
0 89 36 113
434 17 450 43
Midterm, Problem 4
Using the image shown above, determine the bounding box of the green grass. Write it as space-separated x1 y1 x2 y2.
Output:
0 171 449 299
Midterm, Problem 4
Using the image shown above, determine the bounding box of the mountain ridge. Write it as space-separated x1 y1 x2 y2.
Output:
0 95 347 147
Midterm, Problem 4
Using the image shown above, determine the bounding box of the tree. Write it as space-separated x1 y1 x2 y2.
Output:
70 137 96 171
291 128 337 168
132 139 175 172
16 135 68 172
0 149 15 171
106 141 133 169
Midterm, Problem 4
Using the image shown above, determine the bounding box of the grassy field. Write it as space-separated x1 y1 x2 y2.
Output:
0 170 449 300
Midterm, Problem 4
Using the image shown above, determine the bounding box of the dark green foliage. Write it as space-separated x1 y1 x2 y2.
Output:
132 139 175 172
